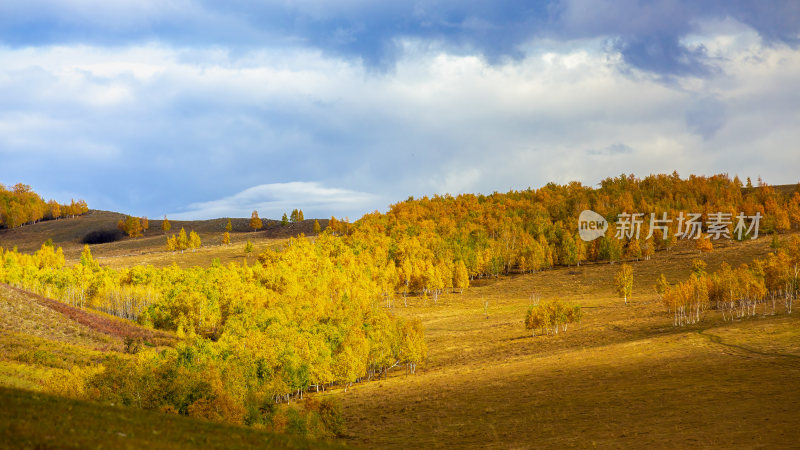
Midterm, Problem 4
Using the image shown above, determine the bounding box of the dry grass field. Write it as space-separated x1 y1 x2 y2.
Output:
331 234 800 448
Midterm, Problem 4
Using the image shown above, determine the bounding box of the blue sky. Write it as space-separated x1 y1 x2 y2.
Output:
1 1 798 220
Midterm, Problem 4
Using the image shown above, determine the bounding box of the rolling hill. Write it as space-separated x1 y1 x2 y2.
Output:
0 209 327 263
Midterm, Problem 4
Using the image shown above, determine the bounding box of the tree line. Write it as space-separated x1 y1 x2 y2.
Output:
322 173 799 300
657 236 800 326
0 183 88 229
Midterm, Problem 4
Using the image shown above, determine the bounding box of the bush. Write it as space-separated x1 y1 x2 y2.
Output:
81 230 124 244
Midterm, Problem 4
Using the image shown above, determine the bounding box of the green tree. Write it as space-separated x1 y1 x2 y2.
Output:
281 213 289 226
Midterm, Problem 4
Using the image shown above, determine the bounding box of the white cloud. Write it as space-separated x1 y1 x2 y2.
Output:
0 18 798 218
170 182 380 220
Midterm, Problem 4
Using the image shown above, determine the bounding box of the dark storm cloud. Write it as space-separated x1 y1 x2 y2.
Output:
2 1 798 75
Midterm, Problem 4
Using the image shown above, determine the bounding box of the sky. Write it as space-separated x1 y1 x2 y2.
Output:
1 1 798 220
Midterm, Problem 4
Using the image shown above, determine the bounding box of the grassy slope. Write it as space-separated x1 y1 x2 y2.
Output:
0 387 344 450
0 283 168 391
336 235 800 448
0 209 326 264
0 285 345 449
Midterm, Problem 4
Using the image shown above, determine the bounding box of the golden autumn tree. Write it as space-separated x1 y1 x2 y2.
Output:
117 215 143 238
696 234 713 252
615 263 634 305
453 260 469 293
250 211 263 232
162 215 171 234
222 232 231 245
177 228 189 252
244 240 254 262
189 231 201 251
166 234 177 251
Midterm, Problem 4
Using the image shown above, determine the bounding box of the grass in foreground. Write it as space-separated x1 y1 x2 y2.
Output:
0 386 346 450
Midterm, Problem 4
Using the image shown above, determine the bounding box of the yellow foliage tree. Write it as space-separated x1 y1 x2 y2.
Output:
250 211 263 232
614 263 634 305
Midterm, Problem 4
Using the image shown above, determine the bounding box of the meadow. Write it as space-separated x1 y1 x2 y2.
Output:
334 235 800 447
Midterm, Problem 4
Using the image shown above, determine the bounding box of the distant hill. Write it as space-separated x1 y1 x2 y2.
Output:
0 209 328 258
772 183 800 197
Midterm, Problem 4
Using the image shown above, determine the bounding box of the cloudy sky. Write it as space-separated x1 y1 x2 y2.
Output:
1 1 798 220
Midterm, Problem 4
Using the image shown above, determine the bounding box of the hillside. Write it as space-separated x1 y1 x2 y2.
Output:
0 209 327 263
336 233 800 447
0 387 344 449
0 284 344 449
0 283 173 389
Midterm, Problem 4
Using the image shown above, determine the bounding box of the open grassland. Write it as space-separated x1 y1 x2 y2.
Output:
334 234 800 448
96 235 297 269
0 387 344 450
